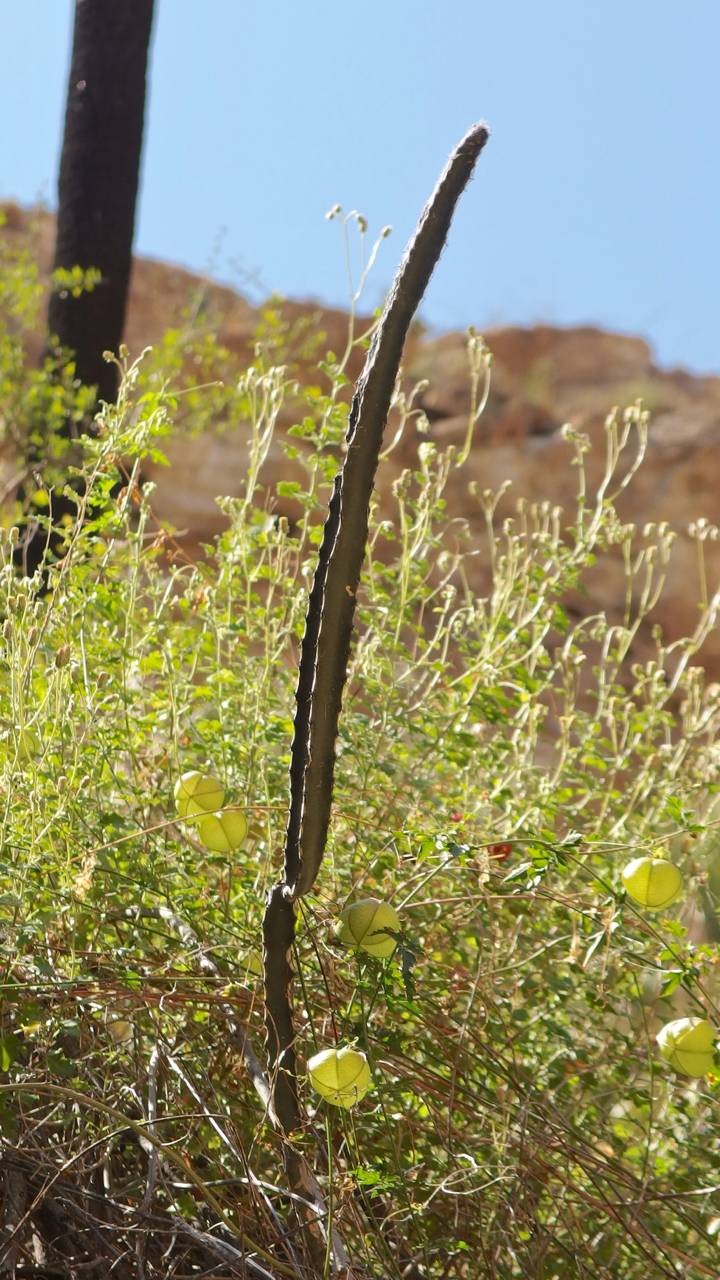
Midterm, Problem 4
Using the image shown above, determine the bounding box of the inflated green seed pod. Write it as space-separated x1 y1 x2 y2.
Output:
174 770 224 819
196 807 248 854
244 949 263 980
338 897 400 958
621 857 683 911
308 1046 372 1108
108 1018 134 1045
656 1017 716 1077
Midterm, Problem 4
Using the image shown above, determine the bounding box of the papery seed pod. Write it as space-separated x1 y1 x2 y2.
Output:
656 1017 715 1077
338 898 400 959
108 1019 133 1045
196 808 248 854
621 857 683 911
174 770 224 819
55 643 72 669
244 949 263 980
308 1046 372 1108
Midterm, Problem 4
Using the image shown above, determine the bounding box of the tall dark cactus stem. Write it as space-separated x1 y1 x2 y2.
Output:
262 884 299 1133
288 121 489 900
262 121 489 1273
263 123 490 1148
260 120 484 1269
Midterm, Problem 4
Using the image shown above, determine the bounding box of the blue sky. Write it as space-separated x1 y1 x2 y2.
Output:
2 1 719 372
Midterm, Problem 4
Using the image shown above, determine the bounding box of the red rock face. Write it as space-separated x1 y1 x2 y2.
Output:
3 201 720 673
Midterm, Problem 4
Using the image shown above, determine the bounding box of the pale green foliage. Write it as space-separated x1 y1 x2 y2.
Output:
0 211 98 463
2 238 720 1275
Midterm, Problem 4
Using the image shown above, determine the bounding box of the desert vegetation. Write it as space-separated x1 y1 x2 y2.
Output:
2 135 720 1273
1 6 719 1270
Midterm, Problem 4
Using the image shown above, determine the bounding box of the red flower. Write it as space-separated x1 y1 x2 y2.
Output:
488 842 513 861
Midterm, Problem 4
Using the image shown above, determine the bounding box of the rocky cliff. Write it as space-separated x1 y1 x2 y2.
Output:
3 201 720 673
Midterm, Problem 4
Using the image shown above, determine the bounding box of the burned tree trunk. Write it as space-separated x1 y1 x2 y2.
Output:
48 0 155 406
15 1 155 578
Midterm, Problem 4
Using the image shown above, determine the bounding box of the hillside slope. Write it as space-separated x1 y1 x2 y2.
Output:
3 200 720 674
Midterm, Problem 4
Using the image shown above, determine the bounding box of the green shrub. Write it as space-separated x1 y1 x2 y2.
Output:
1 253 720 1277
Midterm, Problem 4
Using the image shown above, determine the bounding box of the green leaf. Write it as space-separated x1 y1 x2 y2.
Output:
0 1033 21 1072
